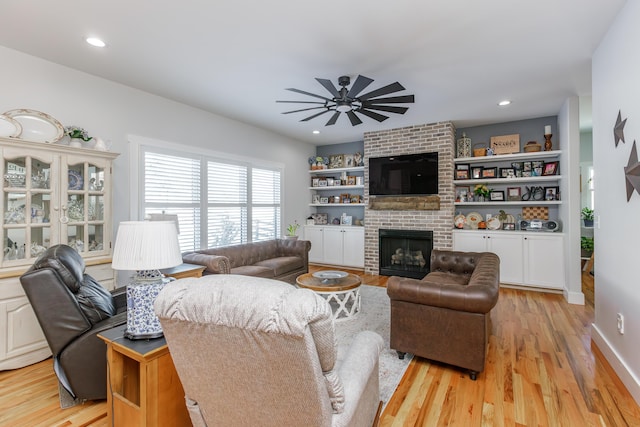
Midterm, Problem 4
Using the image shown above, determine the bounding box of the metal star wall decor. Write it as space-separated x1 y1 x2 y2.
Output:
624 140 640 201
614 110 627 147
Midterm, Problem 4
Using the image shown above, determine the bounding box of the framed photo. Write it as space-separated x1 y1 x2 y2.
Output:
500 167 516 178
311 177 320 187
471 166 483 179
502 222 515 230
456 163 470 171
311 213 328 225
346 176 356 186
329 154 344 169
332 195 341 203
341 193 351 203
543 161 559 176
523 161 532 171
481 167 498 178
343 154 355 168
350 195 361 203
341 215 353 226
544 186 560 200
507 187 521 201
319 196 329 204
455 169 470 180
489 190 505 201
318 179 328 187
312 194 320 204
326 177 334 186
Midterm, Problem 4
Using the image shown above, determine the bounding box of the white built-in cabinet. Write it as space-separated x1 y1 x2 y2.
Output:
453 230 564 290
0 136 118 370
303 225 364 269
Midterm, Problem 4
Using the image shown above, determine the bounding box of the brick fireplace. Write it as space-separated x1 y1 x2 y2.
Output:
364 122 455 275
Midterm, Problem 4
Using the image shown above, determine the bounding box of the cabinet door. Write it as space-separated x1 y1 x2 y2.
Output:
453 232 488 252
486 233 523 284
342 227 364 268
523 234 564 289
322 228 344 265
303 226 324 263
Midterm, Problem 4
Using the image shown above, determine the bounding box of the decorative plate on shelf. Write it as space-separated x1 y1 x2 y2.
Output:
0 114 22 138
465 212 483 229
454 214 466 229
68 170 84 190
312 270 348 280
3 109 64 143
487 216 501 230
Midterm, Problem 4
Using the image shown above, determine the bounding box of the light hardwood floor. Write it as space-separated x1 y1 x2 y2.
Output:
1 267 638 426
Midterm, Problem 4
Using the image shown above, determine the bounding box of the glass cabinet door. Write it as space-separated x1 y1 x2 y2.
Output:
62 160 109 255
2 155 54 266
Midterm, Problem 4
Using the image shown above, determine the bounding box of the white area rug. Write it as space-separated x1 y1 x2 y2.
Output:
334 284 412 408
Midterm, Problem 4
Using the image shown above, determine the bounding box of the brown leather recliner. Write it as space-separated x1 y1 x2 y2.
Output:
387 249 500 380
20 245 127 404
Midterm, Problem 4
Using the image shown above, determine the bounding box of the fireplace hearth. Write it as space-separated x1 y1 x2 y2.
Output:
379 229 433 279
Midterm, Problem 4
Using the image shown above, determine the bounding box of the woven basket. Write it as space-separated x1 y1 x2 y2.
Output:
473 143 486 157
523 141 541 152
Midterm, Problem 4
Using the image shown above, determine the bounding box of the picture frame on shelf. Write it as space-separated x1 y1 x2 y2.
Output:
507 187 521 201
350 195 361 203
346 176 356 186
455 169 470 180
502 222 516 230
500 167 516 178
511 162 523 177
544 186 560 200
332 196 341 203
471 166 483 179
532 161 544 176
489 190 505 201
456 163 470 171
329 154 344 169
311 177 320 187
543 161 559 176
311 213 328 225
318 179 328 187
343 154 355 168
326 177 334 186
312 194 320 204
319 196 329 204
341 193 351 203
481 167 498 178
341 215 353 226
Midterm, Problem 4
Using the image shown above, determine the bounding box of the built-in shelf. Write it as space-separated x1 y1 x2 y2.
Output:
454 201 562 206
309 166 364 174
310 203 366 207
454 150 562 164
453 175 562 185
309 185 364 190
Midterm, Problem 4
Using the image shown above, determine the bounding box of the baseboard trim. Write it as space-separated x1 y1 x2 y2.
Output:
591 324 640 405
563 288 585 305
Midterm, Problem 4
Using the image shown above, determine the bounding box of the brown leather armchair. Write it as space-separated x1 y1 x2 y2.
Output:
20 245 126 405
387 249 500 380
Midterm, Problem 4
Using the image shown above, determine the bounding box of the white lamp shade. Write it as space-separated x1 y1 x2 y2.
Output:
112 221 182 271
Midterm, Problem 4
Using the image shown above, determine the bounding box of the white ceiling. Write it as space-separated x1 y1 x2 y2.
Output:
0 1 623 145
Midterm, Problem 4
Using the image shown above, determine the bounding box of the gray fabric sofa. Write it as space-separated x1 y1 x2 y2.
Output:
181 239 311 285
155 274 383 427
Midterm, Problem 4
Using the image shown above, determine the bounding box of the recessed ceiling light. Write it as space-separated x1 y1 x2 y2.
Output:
86 37 106 48
498 100 511 106
312 130 320 134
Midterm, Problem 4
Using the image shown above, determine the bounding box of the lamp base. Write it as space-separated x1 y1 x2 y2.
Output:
124 274 169 340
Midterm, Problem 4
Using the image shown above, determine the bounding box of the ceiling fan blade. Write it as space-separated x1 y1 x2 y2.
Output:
325 111 341 126
315 78 340 98
346 111 363 126
286 88 333 101
358 82 406 100
365 95 415 104
360 104 409 114
301 109 332 122
282 106 327 114
357 108 389 122
347 75 374 98
276 100 326 104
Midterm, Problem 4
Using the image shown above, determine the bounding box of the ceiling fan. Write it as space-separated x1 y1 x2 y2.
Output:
277 75 415 126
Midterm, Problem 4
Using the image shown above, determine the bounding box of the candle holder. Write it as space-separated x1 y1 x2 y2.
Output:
544 134 553 151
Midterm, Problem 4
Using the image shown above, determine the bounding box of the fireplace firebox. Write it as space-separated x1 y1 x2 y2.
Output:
379 229 433 279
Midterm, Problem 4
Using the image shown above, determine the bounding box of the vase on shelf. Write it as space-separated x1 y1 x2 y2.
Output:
69 138 84 148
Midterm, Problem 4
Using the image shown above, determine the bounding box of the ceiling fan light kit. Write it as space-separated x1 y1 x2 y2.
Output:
277 75 414 126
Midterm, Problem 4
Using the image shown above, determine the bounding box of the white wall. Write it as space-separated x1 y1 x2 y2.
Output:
0 46 314 235
591 0 640 404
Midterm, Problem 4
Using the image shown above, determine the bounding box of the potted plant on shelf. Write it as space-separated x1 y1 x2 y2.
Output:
65 125 93 148
285 221 300 240
581 236 594 258
581 207 594 227
473 183 490 202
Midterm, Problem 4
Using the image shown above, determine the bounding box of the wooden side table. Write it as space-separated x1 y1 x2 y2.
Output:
98 325 191 427
161 263 207 279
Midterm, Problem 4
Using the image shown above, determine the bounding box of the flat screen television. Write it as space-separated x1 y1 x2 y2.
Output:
368 152 438 196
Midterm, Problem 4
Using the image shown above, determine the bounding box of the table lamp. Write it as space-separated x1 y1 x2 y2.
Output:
112 221 182 339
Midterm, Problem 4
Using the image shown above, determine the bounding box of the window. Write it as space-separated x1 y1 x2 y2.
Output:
141 146 281 252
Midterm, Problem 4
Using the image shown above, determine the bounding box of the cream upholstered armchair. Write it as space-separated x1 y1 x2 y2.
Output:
154 274 383 427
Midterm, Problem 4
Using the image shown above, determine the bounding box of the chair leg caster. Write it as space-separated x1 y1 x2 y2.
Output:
469 371 478 381
396 351 406 359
